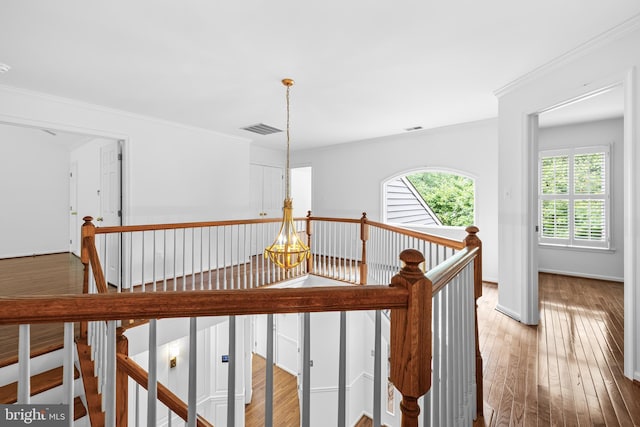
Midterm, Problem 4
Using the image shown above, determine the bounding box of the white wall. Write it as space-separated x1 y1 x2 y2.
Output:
127 317 246 427
496 23 640 377
0 85 253 232
0 124 69 257
294 119 499 282
538 118 624 281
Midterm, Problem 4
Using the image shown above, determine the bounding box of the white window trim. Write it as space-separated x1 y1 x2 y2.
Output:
538 145 610 249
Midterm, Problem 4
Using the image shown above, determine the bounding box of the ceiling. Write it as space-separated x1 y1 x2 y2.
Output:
0 1 638 151
539 85 625 128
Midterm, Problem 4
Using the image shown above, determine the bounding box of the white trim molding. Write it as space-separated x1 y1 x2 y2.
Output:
494 13 640 98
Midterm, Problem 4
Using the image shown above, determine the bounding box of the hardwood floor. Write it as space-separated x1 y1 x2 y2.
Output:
0 253 84 367
479 274 640 426
2 254 640 426
245 354 300 427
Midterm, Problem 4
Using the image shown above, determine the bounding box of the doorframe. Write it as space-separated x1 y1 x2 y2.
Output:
524 68 636 378
0 115 130 228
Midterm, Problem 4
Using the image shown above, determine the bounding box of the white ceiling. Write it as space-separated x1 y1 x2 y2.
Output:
539 85 625 128
0 1 638 151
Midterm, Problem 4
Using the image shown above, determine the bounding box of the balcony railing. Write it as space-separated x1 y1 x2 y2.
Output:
0 213 482 427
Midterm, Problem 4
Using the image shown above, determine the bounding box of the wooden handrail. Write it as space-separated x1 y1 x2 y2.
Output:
94 216 295 234
84 236 109 294
306 216 362 224
0 286 408 325
365 219 466 250
427 247 479 295
90 215 464 251
117 354 213 427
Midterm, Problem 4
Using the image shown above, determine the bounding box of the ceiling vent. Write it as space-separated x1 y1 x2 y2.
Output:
241 123 282 135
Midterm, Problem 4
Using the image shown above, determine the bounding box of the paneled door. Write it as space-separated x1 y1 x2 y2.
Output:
98 141 122 287
69 161 79 256
250 164 284 218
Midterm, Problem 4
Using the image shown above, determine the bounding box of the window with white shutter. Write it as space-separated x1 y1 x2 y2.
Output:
539 146 609 249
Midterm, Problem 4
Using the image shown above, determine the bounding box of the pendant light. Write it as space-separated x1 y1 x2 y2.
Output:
264 78 311 270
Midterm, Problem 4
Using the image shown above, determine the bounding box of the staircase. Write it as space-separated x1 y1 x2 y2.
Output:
0 346 89 425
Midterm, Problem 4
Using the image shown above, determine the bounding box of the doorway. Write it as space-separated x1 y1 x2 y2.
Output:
0 121 124 263
527 80 635 377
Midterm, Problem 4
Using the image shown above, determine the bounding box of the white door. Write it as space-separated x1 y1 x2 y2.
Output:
99 141 122 287
262 166 284 218
69 162 79 256
250 164 284 218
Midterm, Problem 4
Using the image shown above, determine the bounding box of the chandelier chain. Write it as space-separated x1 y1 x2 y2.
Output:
285 84 291 200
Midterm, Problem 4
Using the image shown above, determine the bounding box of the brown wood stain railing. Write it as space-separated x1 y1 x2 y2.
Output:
117 354 213 427
69 214 483 426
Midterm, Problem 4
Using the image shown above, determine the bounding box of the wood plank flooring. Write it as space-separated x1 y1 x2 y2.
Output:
479 274 640 426
245 354 300 427
0 253 84 367
3 254 640 426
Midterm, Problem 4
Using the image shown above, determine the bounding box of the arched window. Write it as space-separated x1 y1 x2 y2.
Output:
384 170 475 227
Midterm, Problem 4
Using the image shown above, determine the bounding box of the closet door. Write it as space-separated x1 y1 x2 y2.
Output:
250 164 284 218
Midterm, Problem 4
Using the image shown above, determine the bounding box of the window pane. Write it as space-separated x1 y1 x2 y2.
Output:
405 172 474 226
541 155 568 194
574 199 606 241
574 152 605 194
541 199 569 239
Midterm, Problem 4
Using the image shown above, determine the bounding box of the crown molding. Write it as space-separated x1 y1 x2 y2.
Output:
494 13 640 98
0 84 251 143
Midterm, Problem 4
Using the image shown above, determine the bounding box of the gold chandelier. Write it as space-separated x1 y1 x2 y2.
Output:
264 78 310 270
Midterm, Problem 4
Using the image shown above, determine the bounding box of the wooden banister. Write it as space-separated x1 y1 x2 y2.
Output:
81 216 108 293
117 354 213 427
116 330 129 427
80 216 96 339
390 249 432 427
360 212 368 285
465 225 484 419
365 219 467 250
0 286 408 325
427 246 480 294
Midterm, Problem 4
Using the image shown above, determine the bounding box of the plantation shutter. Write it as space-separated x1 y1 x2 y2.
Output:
539 146 609 249
540 155 569 240
573 151 607 243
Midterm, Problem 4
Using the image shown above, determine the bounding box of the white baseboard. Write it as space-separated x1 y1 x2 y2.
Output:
538 268 623 283
495 303 521 322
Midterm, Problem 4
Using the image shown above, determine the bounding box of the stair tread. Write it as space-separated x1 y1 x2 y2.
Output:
74 395 87 421
0 365 80 404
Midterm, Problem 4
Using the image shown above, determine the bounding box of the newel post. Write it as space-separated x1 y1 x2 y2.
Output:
465 225 484 418
116 328 129 427
80 216 96 339
390 249 432 427
360 213 368 285
306 210 313 273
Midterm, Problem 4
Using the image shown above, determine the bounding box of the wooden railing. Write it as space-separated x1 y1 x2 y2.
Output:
80 212 466 293
1 214 482 427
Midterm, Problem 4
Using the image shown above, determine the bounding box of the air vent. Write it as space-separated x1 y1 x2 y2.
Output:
241 123 283 135
404 126 423 132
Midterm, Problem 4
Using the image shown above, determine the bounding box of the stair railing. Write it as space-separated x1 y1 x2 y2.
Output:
75 214 482 426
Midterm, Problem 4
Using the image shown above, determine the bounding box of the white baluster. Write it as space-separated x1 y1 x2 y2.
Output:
105 320 116 427
63 322 74 427
18 324 30 404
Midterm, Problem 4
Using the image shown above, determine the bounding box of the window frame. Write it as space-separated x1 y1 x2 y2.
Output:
538 145 610 249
